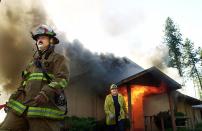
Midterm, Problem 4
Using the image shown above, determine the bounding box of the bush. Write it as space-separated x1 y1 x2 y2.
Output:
154 111 172 130
175 112 185 117
62 116 130 131
166 127 190 131
177 127 189 131
165 128 172 131
94 119 107 131
94 118 130 131
175 112 186 126
195 122 202 131
63 116 96 131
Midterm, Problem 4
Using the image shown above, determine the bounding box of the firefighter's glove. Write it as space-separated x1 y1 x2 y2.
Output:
9 90 24 100
34 91 49 104
109 114 115 120
9 93 19 100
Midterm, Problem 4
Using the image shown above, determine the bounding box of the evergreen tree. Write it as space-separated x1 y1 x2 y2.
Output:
199 47 202 65
164 17 183 76
183 38 202 89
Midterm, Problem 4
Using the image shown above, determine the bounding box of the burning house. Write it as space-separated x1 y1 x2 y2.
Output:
117 67 181 131
63 40 144 120
0 1 201 131
63 41 202 131
63 42 181 130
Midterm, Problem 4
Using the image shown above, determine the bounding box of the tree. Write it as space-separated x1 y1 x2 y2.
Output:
183 38 202 89
199 47 202 65
164 17 183 76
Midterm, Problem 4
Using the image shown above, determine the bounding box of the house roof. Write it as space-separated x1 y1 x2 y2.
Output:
192 105 202 109
117 66 181 90
175 91 202 105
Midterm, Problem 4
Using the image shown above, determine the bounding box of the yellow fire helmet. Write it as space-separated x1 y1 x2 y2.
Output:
110 84 118 90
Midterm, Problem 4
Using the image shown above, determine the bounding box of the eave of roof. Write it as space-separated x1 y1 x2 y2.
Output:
117 66 181 90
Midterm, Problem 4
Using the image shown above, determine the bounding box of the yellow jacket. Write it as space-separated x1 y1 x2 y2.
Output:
104 93 127 125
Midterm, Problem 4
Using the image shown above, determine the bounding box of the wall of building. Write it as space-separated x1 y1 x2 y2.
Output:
176 101 186 114
143 93 170 131
176 101 202 128
176 101 194 128
193 109 202 124
65 82 105 120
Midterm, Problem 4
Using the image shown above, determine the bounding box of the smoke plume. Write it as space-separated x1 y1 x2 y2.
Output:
57 39 144 94
0 0 181 95
131 44 182 85
0 0 47 91
0 0 144 96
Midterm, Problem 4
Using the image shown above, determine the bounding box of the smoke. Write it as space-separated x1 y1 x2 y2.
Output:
0 0 144 96
131 44 183 85
0 0 182 95
102 3 182 85
103 9 145 36
148 45 183 84
0 0 48 91
148 45 168 69
57 39 144 94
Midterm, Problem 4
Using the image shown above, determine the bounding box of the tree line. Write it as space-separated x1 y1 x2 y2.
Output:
163 17 202 96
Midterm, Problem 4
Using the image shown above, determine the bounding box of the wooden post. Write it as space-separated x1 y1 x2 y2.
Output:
150 116 153 131
160 117 165 131
168 91 177 131
127 84 132 131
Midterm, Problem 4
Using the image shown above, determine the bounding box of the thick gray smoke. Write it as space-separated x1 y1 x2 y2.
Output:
57 39 144 94
0 0 47 91
0 0 143 94
143 45 182 84
149 45 169 69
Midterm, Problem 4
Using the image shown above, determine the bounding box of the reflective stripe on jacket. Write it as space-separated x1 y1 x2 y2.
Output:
22 72 68 89
104 93 127 125
7 99 65 120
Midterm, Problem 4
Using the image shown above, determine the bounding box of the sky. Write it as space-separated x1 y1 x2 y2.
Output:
43 0 202 57
0 0 202 122
42 0 202 97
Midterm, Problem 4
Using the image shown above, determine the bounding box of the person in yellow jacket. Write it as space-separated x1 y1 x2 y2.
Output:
0 24 69 131
104 84 128 131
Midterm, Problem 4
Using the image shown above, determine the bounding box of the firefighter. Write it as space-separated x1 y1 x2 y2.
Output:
0 24 69 131
104 84 128 131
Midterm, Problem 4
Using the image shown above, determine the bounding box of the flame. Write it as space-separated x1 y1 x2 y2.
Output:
118 86 128 110
119 84 167 131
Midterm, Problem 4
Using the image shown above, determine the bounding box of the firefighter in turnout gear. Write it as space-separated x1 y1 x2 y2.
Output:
104 84 128 131
0 24 69 131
